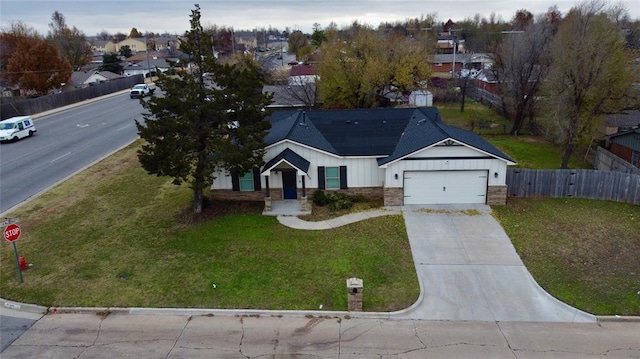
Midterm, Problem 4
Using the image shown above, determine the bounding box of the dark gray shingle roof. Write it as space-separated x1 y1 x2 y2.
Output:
265 107 514 164
262 148 310 173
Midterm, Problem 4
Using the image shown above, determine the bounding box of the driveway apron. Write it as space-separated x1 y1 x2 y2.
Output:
399 204 595 322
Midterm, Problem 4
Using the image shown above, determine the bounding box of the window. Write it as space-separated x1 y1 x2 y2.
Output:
318 166 347 190
325 167 340 189
239 172 254 191
231 168 261 192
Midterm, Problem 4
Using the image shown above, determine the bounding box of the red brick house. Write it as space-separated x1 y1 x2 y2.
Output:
608 129 640 168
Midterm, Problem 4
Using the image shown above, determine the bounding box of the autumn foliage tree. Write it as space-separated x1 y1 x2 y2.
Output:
317 23 431 108
1 22 71 95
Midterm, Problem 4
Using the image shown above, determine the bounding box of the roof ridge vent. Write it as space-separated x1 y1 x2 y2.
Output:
417 118 427 125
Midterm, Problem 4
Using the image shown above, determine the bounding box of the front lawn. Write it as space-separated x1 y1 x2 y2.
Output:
0 142 419 311
493 198 640 316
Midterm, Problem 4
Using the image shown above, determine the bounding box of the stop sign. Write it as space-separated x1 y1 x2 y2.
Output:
4 224 21 242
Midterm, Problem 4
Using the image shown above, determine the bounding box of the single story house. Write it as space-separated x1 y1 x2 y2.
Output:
607 129 640 168
69 70 123 88
210 107 516 208
123 58 171 77
604 110 640 135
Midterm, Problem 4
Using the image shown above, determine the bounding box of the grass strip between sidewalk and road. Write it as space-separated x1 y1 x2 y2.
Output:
0 141 419 312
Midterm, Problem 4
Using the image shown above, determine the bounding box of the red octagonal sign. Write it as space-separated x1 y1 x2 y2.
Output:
4 224 21 242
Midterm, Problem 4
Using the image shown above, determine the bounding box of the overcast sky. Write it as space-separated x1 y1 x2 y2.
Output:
1 0 638 36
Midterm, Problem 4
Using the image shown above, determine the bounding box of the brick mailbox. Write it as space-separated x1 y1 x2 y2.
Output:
346 277 363 311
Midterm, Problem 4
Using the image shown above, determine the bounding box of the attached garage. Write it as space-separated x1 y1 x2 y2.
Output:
403 170 488 205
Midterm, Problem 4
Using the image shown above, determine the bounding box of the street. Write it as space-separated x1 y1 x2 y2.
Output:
0 91 145 214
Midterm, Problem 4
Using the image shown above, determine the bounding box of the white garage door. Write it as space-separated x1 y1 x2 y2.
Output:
404 170 488 205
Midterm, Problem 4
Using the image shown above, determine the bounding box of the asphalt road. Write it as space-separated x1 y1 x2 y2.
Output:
0 92 146 214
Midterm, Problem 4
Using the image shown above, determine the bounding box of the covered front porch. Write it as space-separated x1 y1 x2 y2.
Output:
261 148 312 216
262 199 311 216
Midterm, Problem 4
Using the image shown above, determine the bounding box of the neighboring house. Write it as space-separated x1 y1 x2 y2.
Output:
288 64 317 85
605 110 640 135
90 39 116 53
69 70 123 88
152 36 180 51
117 38 147 53
607 129 640 168
472 69 500 96
210 107 515 208
430 53 493 78
123 58 171 77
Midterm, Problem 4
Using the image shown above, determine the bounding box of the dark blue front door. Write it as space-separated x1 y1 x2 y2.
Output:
282 170 297 199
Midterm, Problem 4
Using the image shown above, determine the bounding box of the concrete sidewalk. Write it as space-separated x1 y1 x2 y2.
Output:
3 313 639 358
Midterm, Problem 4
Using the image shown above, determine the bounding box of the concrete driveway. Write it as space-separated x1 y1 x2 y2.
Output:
398 204 596 322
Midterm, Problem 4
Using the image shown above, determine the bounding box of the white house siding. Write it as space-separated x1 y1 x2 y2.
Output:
211 141 385 190
383 144 508 189
84 74 107 85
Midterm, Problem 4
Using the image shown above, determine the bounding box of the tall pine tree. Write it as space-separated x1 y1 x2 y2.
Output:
136 5 272 213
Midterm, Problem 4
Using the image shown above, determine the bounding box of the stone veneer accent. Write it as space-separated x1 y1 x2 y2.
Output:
384 187 404 206
487 185 507 205
211 185 507 206
210 189 264 201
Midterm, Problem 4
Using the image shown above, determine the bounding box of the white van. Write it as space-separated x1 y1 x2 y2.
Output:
0 116 37 142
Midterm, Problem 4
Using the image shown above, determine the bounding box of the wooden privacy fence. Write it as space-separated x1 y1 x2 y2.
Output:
1 75 144 120
506 168 640 205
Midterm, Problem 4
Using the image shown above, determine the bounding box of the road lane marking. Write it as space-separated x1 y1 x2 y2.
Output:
50 152 71 163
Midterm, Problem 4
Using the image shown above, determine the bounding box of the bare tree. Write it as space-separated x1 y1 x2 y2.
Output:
543 0 634 168
495 19 553 135
48 11 92 70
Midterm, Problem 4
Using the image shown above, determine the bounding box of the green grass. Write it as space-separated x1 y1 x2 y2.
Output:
493 198 640 316
436 100 593 169
0 142 419 311
437 100 511 135
485 135 593 169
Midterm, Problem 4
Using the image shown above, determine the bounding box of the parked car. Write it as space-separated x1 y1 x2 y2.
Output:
0 116 36 143
130 83 156 99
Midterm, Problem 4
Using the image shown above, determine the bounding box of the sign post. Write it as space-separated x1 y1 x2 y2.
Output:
3 220 23 283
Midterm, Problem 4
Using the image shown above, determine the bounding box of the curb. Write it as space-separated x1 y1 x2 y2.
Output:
1 298 47 315
597 315 640 323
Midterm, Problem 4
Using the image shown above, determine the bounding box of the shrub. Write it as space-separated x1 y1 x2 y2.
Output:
313 190 365 211
312 189 328 206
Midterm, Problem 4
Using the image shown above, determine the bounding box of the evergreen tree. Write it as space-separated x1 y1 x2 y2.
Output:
99 53 122 74
136 5 272 214
119 45 132 58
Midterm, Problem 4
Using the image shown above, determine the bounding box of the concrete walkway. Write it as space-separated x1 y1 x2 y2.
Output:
277 208 401 229
278 204 596 323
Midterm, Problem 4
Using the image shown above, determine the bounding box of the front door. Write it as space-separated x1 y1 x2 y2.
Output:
282 170 297 199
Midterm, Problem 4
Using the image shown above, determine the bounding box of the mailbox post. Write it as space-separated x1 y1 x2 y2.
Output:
346 277 363 311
